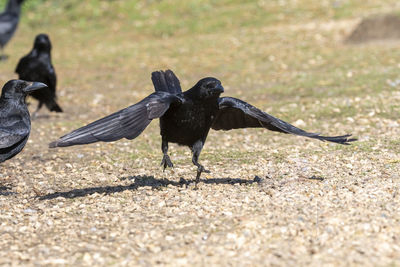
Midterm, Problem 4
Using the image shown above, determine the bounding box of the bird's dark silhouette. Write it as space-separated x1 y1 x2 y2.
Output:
15 34 62 117
0 0 24 60
0 80 47 163
49 70 356 184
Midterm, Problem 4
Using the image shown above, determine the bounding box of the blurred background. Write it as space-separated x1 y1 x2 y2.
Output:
0 0 399 118
0 1 399 104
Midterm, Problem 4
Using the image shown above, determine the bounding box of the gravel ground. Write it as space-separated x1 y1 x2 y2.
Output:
1 112 399 266
1 3 400 266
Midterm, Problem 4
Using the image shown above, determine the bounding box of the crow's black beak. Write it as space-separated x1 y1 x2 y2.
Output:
214 84 224 94
23 82 47 93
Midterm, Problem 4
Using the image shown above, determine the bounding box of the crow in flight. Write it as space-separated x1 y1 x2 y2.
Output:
50 70 356 183
0 0 24 60
0 80 47 163
16 34 62 117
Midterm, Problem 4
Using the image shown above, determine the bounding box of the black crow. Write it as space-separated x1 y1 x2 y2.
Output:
0 0 24 60
15 33 62 117
49 70 356 183
0 80 47 163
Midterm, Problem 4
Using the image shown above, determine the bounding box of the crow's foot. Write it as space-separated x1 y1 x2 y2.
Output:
160 154 173 170
194 165 210 187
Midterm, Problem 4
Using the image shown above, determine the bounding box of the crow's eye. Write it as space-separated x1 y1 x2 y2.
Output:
16 83 25 91
206 83 214 89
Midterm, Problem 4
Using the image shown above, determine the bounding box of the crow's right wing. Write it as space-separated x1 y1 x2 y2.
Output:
49 91 181 148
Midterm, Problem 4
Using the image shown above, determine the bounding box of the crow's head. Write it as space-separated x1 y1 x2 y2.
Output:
33 34 52 52
1 80 47 99
193 77 224 99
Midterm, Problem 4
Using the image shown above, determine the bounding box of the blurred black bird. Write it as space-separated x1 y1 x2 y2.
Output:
0 0 24 60
0 80 47 163
50 70 356 183
16 33 62 117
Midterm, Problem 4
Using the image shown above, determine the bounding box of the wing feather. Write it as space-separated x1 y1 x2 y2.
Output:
0 130 25 148
49 92 180 148
212 97 356 145
0 15 15 35
0 119 29 149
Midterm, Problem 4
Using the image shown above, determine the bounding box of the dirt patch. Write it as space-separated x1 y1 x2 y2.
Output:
345 13 400 44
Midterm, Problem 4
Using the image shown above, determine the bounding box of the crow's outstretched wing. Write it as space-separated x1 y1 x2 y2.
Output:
212 97 356 145
49 91 181 148
151 70 182 94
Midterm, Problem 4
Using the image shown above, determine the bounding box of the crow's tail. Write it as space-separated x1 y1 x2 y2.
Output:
151 70 182 94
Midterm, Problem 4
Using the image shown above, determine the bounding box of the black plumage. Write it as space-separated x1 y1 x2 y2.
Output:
0 80 47 163
0 0 24 60
50 70 356 183
15 33 62 116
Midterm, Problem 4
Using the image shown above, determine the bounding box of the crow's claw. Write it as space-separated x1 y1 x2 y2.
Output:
203 168 210 173
160 155 173 170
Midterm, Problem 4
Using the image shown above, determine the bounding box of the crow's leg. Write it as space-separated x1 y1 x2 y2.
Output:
160 138 173 170
31 102 43 120
192 140 210 185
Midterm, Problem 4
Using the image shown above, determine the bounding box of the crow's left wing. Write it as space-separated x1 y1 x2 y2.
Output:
212 97 356 145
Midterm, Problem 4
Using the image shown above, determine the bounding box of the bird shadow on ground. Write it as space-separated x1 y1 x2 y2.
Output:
39 175 261 200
